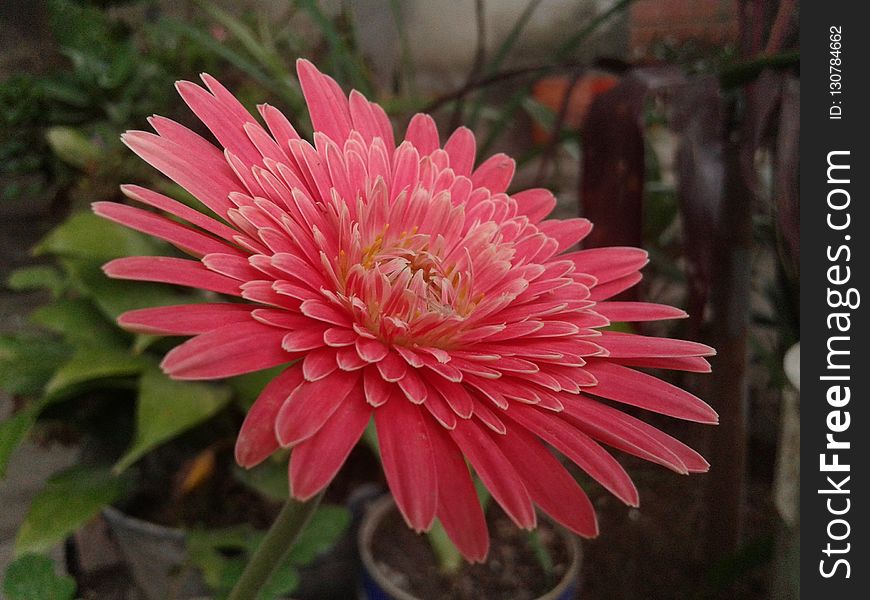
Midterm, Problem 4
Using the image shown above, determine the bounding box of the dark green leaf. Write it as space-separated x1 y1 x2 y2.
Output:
44 345 151 400
113 369 232 474
0 407 39 479
31 298 128 348
2 554 76 600
6 266 66 298
15 466 126 555
0 335 71 396
35 211 165 261
286 504 350 565
64 258 197 320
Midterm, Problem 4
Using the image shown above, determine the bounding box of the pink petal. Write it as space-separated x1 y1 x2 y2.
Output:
282 329 328 352
470 153 515 193
363 367 393 407
275 370 361 447
289 385 372 500
161 321 292 379
426 421 488 561
567 247 648 283
596 333 716 358
428 376 473 419
588 271 643 301
562 394 709 473
449 419 535 529
512 189 556 223
614 356 712 373
594 301 688 322
103 256 241 296
118 304 254 335
235 366 304 467
495 422 598 537
584 361 719 424
176 80 262 168
93 202 239 258
375 393 438 531
397 368 428 404
302 347 339 381
121 131 240 218
504 402 639 506
296 59 352 144
356 337 389 362
443 127 476 176
404 113 440 155
120 185 238 240
258 103 301 146
538 218 593 253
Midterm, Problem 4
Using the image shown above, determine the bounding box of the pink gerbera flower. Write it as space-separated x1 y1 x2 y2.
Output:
96 60 716 561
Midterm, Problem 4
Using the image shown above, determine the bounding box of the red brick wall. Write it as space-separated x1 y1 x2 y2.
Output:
629 0 739 57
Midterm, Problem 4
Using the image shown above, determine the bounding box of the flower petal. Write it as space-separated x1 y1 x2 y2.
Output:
103 256 241 296
426 421 488 561
375 393 438 532
275 370 361 447
118 304 254 335
162 321 292 379
584 361 719 424
289 385 372 500
449 419 535 529
235 366 304 468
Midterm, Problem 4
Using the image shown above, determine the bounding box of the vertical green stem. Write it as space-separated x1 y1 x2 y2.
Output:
227 491 325 600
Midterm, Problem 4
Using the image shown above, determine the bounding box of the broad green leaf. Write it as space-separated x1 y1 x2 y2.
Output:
45 127 101 169
227 365 288 408
31 298 128 348
113 370 232 474
0 334 71 396
15 466 125 556
232 458 289 502
6 266 66 298
187 525 259 590
286 504 350 565
63 258 197 320
2 554 76 600
35 212 165 261
44 345 150 400
0 406 39 479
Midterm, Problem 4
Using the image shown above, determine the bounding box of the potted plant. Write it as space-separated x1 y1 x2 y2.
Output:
88 58 716 600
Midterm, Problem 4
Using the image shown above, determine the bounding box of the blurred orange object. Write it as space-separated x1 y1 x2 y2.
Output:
531 73 620 144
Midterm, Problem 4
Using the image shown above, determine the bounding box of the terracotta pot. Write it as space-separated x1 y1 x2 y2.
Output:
358 495 582 600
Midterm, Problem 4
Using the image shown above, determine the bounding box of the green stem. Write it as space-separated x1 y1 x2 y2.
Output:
227 491 325 600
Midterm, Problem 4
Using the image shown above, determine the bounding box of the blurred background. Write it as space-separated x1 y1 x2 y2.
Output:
0 1 799 599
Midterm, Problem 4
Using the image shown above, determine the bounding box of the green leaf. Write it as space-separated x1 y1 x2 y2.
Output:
35 211 165 261
44 345 150 400
286 504 350 565
232 458 289 502
0 407 39 479
2 554 76 600
6 266 66 298
15 466 125 556
113 370 232 474
226 364 288 408
45 127 101 169
0 334 71 396
63 258 196 320
31 298 128 348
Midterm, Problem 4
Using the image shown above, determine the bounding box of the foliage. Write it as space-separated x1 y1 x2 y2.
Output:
187 504 350 599
2 554 76 600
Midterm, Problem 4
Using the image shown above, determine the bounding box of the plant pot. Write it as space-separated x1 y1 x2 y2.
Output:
102 506 209 600
358 495 582 600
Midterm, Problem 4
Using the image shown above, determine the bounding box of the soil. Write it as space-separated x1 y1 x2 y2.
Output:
371 503 573 600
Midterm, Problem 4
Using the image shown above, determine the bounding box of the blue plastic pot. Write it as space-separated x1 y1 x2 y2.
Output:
358 495 582 600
